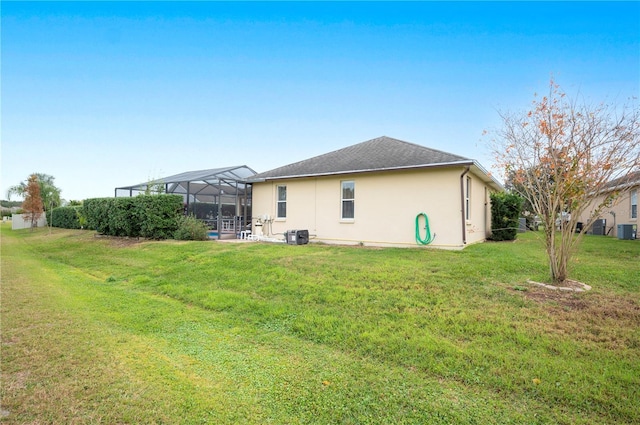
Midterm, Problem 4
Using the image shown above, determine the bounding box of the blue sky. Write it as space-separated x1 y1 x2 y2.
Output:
2 1 639 201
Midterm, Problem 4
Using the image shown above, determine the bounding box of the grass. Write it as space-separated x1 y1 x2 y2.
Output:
1 224 639 424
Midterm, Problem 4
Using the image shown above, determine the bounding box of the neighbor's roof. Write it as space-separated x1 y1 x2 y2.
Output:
603 170 640 191
249 136 503 190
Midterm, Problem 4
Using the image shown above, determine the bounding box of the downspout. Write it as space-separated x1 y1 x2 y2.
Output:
460 166 471 245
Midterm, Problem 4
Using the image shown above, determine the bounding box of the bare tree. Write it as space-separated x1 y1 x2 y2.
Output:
22 174 44 230
491 80 640 284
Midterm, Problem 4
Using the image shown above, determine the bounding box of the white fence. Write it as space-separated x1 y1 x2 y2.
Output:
11 213 48 230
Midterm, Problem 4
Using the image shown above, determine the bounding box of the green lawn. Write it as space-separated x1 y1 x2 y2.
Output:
2 224 639 424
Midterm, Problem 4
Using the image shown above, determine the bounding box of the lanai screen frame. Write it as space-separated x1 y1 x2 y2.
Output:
115 165 256 239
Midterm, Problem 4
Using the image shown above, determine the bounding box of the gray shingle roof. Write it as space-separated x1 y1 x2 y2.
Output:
602 170 640 191
251 136 471 180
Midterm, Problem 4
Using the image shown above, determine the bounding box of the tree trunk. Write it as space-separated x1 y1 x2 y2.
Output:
545 227 568 284
550 252 568 284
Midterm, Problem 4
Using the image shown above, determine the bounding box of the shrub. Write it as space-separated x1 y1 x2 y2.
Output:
51 206 83 229
137 195 183 239
110 197 140 237
83 195 183 239
83 198 112 233
489 192 523 241
174 215 209 241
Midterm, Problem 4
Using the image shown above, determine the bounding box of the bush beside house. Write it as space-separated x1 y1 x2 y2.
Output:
174 215 210 240
489 192 523 241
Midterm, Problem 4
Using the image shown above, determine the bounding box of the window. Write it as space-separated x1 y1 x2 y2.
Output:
631 189 638 219
341 181 355 220
277 185 286 218
465 176 471 220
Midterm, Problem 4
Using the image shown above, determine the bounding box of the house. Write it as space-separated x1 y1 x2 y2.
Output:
249 136 503 248
579 171 639 238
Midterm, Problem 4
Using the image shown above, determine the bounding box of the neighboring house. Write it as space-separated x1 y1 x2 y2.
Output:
1 206 21 217
579 171 640 237
249 136 503 248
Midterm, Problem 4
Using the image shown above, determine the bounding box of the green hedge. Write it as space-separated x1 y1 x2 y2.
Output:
138 195 184 239
489 192 523 241
83 195 183 239
51 206 83 229
83 198 113 234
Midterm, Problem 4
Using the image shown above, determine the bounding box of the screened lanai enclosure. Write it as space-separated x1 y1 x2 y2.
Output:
115 165 256 239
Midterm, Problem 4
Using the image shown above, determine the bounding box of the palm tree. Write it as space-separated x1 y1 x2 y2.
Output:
7 173 62 211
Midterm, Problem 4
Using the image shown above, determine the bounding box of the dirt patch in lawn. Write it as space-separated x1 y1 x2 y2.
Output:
514 286 588 310
513 283 640 318
94 234 143 247
511 285 640 349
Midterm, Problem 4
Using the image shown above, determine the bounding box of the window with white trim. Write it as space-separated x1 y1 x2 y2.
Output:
277 185 287 219
341 181 355 220
631 189 638 219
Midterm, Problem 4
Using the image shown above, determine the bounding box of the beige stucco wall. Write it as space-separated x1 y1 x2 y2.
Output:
578 186 638 237
252 167 494 249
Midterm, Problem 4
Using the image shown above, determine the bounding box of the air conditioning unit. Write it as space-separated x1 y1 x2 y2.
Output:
518 218 527 233
617 224 636 240
590 219 606 236
286 229 309 245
